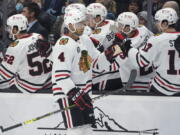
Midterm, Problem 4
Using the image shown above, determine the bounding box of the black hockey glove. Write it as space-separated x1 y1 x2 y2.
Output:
113 33 127 45
104 45 118 63
104 33 128 63
174 36 180 54
114 33 132 57
36 39 52 57
67 87 93 110
120 39 132 57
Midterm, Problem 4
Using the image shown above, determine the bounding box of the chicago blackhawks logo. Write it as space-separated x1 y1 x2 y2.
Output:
79 50 92 73
92 28 102 34
59 38 69 45
9 41 19 47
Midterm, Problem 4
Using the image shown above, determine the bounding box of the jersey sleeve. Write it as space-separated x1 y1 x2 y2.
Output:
51 39 76 100
0 41 25 80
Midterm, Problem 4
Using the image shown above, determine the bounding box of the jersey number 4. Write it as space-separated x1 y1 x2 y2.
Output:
27 52 52 76
167 50 180 75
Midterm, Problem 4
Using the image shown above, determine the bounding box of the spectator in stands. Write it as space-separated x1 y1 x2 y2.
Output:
138 10 158 33
22 2 49 39
162 1 180 16
0 16 2 39
15 0 25 13
15 0 32 13
138 11 148 26
32 0 43 9
162 1 180 32
0 10 2 38
127 0 142 14
95 0 117 20
143 0 164 16
45 0 64 17
31 0 56 32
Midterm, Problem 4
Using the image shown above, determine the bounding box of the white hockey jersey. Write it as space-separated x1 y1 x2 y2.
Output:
90 19 115 49
90 20 122 91
0 33 52 92
128 32 180 95
51 35 108 101
116 26 154 91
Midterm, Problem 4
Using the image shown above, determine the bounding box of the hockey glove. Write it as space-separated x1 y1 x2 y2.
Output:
104 45 119 63
114 33 132 57
113 33 127 45
36 39 52 57
67 87 93 110
174 36 180 54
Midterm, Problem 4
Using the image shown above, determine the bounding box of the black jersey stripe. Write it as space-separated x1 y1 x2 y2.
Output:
56 76 70 82
93 70 120 78
1 64 14 75
55 70 71 73
156 72 180 87
123 81 149 85
76 80 92 86
16 78 42 92
17 75 50 86
16 82 35 93
0 74 8 80
140 54 150 64
53 92 64 96
136 53 141 68
154 78 174 92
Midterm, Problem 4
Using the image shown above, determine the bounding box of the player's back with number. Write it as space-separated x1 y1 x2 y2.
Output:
0 33 52 92
142 33 180 95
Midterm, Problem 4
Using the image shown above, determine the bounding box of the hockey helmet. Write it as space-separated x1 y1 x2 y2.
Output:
65 3 86 15
116 12 139 34
64 9 86 33
6 14 28 40
155 8 178 25
86 3 107 21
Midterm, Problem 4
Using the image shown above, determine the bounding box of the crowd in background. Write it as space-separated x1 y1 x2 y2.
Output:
0 0 179 41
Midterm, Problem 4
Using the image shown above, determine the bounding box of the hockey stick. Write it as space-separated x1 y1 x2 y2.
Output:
0 70 137 132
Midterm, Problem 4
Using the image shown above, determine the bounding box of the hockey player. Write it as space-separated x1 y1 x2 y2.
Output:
0 14 52 92
51 8 120 135
86 3 123 92
86 2 115 50
120 8 180 96
115 12 154 92
64 3 92 36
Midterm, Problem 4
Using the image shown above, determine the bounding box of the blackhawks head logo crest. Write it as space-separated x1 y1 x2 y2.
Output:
79 50 92 73
9 41 19 47
59 38 69 45
92 28 101 34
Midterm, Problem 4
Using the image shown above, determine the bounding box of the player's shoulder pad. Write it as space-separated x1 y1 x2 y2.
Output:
59 37 69 45
9 41 19 47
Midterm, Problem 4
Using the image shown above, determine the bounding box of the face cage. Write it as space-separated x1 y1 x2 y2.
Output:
68 21 86 35
86 14 104 28
155 19 174 32
6 25 20 40
117 22 134 35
